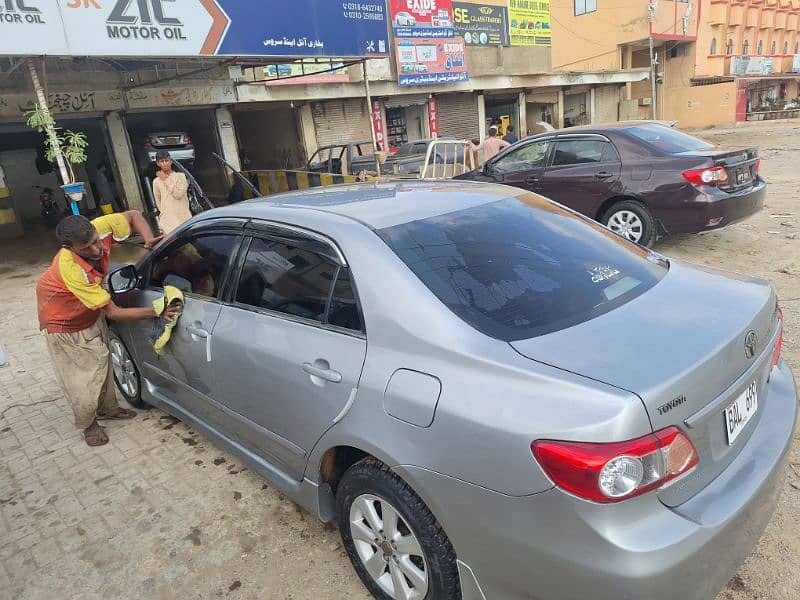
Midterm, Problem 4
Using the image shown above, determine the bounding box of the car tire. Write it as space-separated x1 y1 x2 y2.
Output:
337 459 462 600
108 332 146 408
602 200 657 247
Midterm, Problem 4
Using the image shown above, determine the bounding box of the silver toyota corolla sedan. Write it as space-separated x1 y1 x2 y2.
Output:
107 181 797 600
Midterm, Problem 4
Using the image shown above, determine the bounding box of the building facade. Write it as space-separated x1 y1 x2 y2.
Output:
552 0 800 128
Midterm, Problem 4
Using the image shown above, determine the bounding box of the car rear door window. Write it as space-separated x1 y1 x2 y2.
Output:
551 140 618 165
492 140 550 173
328 268 363 332
149 234 239 299
234 236 363 332
378 195 667 341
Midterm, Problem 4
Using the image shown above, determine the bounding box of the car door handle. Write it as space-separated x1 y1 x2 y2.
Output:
186 325 209 338
525 176 539 185
185 324 212 362
302 363 342 383
595 171 613 179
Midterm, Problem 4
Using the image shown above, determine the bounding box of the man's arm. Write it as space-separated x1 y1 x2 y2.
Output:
121 210 161 248
104 300 179 322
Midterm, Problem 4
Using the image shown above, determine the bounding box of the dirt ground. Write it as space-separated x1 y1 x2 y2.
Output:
0 122 798 599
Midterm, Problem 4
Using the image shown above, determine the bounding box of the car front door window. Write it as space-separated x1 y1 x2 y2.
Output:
493 140 550 174
150 234 239 298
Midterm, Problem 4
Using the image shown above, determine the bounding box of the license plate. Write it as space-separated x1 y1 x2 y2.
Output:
725 380 758 445
164 137 178 144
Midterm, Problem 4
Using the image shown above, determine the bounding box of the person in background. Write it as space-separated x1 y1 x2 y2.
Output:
503 125 519 144
472 125 511 164
152 150 191 235
36 212 175 447
94 161 118 212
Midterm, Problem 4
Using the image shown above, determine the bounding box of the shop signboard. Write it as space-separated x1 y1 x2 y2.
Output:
389 0 455 38
428 96 439 138
371 100 388 150
508 0 552 47
793 55 800 73
453 1 509 46
730 56 774 76
0 1 390 58
262 61 350 86
395 37 469 86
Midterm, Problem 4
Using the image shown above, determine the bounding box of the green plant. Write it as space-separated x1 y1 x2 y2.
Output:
25 103 88 183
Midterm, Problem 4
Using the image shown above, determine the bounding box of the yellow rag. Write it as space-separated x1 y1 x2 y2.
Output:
151 285 184 355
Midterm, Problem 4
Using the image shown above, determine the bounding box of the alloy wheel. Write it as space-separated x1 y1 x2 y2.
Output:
607 209 644 243
349 494 429 600
110 338 138 399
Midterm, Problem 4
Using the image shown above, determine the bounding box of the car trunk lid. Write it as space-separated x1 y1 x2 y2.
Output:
510 261 779 505
679 146 760 192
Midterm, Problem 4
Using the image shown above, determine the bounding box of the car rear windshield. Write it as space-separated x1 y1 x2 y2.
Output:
625 124 713 154
378 195 668 341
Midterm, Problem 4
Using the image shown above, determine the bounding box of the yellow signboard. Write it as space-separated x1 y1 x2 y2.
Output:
507 0 551 47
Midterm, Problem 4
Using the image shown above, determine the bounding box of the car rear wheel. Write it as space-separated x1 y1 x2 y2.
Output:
109 333 145 408
602 200 656 247
337 459 461 600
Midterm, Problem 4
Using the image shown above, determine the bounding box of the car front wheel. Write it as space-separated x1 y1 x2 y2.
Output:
602 200 656 247
109 333 145 408
337 459 461 600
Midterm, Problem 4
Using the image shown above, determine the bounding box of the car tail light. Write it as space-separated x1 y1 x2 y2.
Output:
754 159 761 174
148 136 161 146
682 166 729 186
183 134 192 144
143 138 152 148
773 307 783 367
531 426 699 503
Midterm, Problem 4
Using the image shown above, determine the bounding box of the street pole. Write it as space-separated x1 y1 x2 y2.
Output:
649 36 658 120
362 59 381 176
26 58 70 185
647 1 658 120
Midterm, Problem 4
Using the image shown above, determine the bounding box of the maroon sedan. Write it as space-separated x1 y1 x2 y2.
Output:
455 122 765 246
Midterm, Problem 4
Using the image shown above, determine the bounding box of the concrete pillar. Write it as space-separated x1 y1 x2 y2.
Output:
624 45 634 100
590 87 597 124
215 106 241 183
477 93 486 140
298 103 318 160
557 88 565 129
105 112 144 213
518 91 527 137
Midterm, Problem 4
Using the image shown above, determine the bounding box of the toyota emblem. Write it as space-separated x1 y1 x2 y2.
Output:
744 330 758 359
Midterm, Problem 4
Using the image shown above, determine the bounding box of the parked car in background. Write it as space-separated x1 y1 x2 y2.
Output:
106 181 795 600
456 122 766 246
139 131 195 173
304 141 375 176
381 139 469 176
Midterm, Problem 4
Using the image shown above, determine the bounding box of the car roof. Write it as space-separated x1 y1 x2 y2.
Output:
214 180 521 230
526 121 673 138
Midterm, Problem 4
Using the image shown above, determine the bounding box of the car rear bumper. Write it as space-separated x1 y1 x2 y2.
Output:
147 147 195 162
656 177 766 235
396 360 796 600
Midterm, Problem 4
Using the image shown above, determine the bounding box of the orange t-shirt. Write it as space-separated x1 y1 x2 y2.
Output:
36 214 131 333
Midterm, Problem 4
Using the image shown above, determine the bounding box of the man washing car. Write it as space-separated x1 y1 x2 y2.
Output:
36 211 178 446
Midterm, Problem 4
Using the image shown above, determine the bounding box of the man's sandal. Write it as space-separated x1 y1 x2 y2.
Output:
97 408 137 420
84 426 109 447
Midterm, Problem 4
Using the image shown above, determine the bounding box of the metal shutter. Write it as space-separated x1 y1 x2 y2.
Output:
436 92 479 140
312 99 372 147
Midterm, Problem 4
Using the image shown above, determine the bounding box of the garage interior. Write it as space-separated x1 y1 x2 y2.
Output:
124 108 228 205
233 103 306 171
0 116 122 235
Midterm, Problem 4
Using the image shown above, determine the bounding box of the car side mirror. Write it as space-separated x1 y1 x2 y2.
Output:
108 264 140 294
